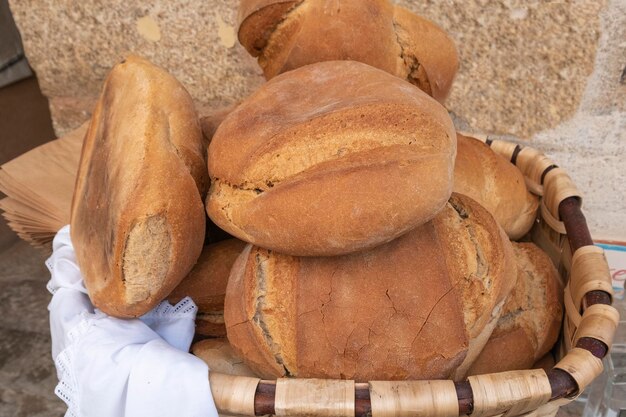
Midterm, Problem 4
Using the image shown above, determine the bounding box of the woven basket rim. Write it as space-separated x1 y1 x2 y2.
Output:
208 137 617 417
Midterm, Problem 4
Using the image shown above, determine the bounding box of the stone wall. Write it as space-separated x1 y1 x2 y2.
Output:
9 0 626 240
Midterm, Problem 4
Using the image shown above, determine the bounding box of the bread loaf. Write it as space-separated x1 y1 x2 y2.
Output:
71 55 207 317
239 0 459 102
207 60 456 256
238 0 458 102
454 133 539 240
224 193 516 381
467 242 563 376
168 239 247 336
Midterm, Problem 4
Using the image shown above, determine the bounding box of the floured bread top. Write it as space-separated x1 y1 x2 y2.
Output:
70 55 206 317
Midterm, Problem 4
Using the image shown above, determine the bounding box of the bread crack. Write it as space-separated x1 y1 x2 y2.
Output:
410 281 459 349
253 252 293 376
257 0 306 59
449 199 489 284
392 18 432 95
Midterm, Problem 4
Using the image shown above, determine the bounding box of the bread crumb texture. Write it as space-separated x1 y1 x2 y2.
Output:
122 214 172 304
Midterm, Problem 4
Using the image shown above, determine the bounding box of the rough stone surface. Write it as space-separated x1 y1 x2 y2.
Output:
10 0 606 139
396 0 605 138
48 96 96 138
0 240 65 417
9 0 265 113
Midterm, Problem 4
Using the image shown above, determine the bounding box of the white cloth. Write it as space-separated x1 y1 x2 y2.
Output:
47 225 219 417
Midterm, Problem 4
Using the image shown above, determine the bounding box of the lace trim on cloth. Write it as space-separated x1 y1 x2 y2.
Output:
52 298 197 417
143 296 198 319
45 257 56 294
53 316 94 417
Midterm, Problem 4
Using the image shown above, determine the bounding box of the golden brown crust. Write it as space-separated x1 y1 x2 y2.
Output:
392 6 459 103
258 0 403 80
437 194 518 379
225 194 514 381
238 0 301 56
225 244 290 376
467 242 563 376
168 239 247 311
237 0 458 102
70 55 206 318
207 61 456 256
454 133 539 240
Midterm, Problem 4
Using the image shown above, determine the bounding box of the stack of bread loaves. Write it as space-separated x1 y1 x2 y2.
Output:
70 0 562 383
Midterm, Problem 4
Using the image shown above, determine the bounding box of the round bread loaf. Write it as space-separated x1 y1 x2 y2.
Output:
224 193 516 381
454 133 539 240
238 0 458 102
207 60 456 257
466 242 563 376
71 55 207 318
168 239 247 337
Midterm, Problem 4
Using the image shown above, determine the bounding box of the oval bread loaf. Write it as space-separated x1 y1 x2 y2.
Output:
71 55 207 318
454 133 539 240
168 239 247 337
238 0 458 102
224 193 517 381
467 242 563 376
207 60 457 256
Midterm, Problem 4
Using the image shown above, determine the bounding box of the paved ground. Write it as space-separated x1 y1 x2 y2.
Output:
0 240 65 417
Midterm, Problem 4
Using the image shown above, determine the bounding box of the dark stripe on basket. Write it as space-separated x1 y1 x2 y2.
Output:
455 381 474 415
355 384 370 416
511 145 522 165
548 369 579 400
541 164 558 184
254 383 275 415
576 337 609 358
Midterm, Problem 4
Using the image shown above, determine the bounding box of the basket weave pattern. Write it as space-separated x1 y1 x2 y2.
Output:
207 138 618 417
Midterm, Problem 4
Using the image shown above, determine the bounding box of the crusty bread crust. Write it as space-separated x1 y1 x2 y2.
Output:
238 0 458 102
70 55 206 317
225 193 515 381
167 239 246 337
467 242 563 376
392 6 459 103
168 239 246 336
454 133 539 240
168 239 247 311
207 61 456 256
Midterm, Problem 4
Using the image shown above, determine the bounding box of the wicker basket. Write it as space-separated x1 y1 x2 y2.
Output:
206 137 619 417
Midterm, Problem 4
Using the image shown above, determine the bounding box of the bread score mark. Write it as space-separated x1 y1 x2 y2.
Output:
251 251 294 376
